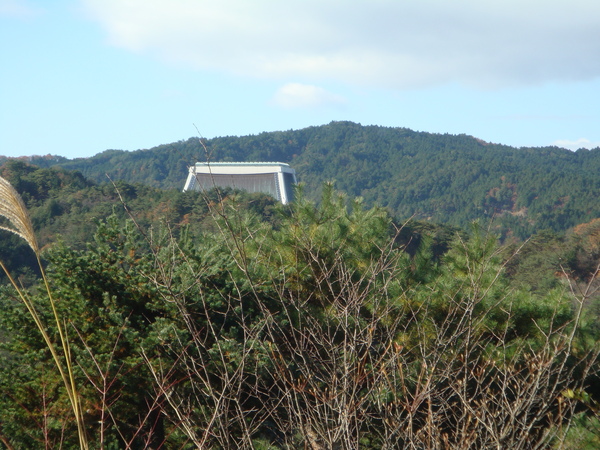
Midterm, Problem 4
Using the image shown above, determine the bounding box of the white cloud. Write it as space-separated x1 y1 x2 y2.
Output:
270 83 346 109
0 0 43 18
81 0 600 89
553 138 600 151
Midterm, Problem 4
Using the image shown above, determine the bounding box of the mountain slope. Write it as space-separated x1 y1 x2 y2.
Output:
12 121 600 238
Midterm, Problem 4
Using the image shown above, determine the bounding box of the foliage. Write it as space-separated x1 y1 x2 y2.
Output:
0 174 88 448
12 121 600 239
0 153 600 449
0 175 598 448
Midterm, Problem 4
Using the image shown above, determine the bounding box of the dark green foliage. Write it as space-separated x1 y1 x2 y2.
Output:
0 160 598 446
15 121 599 239
0 159 90 207
0 217 162 447
0 159 284 289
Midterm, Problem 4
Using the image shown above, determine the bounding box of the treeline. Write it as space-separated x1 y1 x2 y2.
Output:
7 121 599 239
0 159 451 284
0 171 599 447
0 125 599 447
2 159 598 293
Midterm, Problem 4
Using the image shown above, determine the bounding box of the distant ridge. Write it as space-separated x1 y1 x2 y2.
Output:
3 121 600 238
0 154 69 167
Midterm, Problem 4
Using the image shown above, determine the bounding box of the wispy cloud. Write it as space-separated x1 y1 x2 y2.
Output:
553 138 600 150
81 0 600 90
270 83 346 109
0 0 43 18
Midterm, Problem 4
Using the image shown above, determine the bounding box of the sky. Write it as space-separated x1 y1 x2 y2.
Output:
1 0 600 159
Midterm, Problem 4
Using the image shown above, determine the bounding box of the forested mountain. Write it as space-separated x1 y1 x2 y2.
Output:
0 159 458 285
2 133 600 447
3 121 600 238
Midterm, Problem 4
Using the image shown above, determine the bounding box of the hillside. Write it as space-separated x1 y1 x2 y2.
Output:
4 121 600 238
1 161 599 447
2 128 600 447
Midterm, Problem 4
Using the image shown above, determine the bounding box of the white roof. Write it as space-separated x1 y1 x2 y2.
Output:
191 162 295 175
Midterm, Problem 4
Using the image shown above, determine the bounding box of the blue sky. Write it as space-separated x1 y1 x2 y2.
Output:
1 0 599 159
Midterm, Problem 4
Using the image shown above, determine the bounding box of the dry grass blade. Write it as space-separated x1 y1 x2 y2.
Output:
0 175 88 449
0 175 38 252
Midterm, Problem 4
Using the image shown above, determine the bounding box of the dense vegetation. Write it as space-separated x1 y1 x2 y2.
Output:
4 121 599 239
1 125 600 448
0 159 599 447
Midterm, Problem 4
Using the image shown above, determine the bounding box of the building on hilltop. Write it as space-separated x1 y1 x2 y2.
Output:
183 162 297 204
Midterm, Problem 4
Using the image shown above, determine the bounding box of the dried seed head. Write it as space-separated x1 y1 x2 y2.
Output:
0 175 38 253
